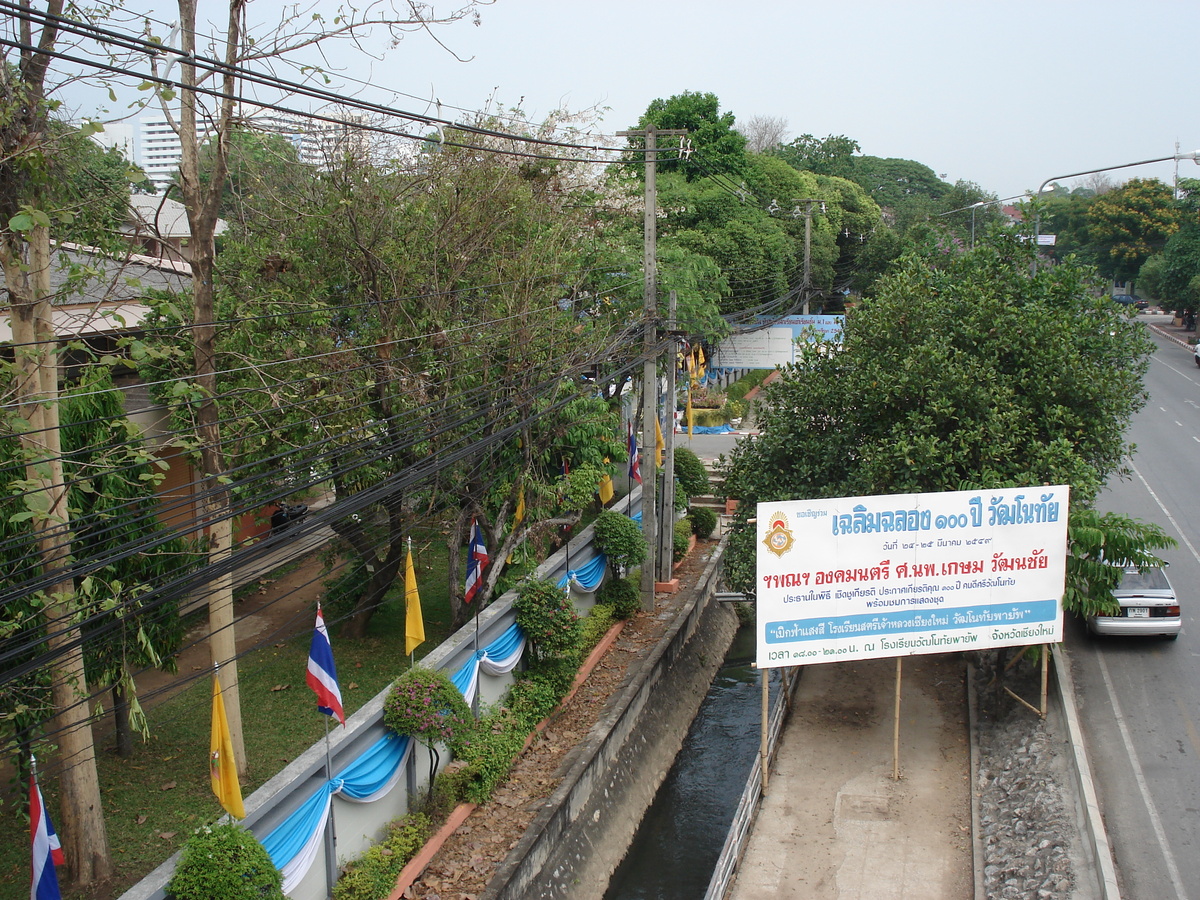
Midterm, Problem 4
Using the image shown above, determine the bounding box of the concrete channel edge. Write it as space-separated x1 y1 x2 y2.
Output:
480 539 733 900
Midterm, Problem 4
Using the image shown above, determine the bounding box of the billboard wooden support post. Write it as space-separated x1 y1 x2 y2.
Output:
1040 644 1049 717
760 667 769 795
892 657 902 781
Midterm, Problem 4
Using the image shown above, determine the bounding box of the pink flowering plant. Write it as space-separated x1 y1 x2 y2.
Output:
383 667 474 788
512 578 581 666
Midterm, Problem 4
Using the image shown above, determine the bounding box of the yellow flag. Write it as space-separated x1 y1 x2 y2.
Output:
687 386 694 437
210 675 245 819
654 418 664 467
507 490 526 564
598 458 614 504
405 548 425 656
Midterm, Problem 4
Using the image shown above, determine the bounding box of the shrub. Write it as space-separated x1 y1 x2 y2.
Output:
592 509 648 572
382 668 474 747
332 815 432 900
451 664 576 804
673 448 710 499
725 369 769 403
596 576 641 619
688 506 718 539
513 579 581 665
580 603 617 652
673 518 693 562
166 824 284 900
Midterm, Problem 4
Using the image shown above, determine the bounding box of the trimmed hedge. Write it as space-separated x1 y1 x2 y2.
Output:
688 506 718 539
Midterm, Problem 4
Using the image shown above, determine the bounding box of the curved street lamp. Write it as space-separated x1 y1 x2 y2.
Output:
1032 151 1200 258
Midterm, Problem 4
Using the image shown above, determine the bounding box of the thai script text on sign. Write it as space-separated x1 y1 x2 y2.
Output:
755 486 1069 668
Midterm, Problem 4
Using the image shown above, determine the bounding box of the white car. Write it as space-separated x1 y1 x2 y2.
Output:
1193 341 1200 368
1087 565 1181 640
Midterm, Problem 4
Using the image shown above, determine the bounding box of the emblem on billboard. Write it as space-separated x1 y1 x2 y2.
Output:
762 512 795 557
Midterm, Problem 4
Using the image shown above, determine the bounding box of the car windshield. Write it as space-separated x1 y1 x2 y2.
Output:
1117 567 1170 591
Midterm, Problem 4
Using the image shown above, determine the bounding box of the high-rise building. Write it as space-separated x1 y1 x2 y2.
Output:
137 113 183 194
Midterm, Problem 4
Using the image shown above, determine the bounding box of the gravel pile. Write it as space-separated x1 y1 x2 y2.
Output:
973 651 1078 900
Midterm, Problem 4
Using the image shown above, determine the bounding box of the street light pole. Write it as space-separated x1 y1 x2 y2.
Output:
1032 151 1200 251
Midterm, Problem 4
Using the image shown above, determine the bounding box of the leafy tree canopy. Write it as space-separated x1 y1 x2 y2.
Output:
629 91 747 181
721 235 1154 601
773 133 860 180
1086 177 1180 283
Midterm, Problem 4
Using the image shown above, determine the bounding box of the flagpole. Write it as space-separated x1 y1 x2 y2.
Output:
322 713 337 894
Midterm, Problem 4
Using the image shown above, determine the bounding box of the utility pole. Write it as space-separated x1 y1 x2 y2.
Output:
617 125 686 610
658 291 678 583
794 199 823 314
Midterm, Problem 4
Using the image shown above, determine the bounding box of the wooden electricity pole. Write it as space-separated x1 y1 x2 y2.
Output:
617 125 686 610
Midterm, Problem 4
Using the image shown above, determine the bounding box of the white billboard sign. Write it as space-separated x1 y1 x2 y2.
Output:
755 486 1069 668
712 315 843 369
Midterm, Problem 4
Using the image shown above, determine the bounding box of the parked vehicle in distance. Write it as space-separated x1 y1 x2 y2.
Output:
1112 294 1138 306
1087 565 1180 639
1194 341 1200 368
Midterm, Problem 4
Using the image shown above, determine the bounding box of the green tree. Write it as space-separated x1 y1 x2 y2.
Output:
846 155 951 230
0 17 113 881
1137 178 1200 310
149 121 624 636
721 234 1154 604
170 123 306 228
628 91 747 181
48 122 143 250
774 133 860 180
1 370 191 760
1086 177 1180 283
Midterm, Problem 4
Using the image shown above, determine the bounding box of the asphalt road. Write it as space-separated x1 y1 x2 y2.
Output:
1067 320 1200 900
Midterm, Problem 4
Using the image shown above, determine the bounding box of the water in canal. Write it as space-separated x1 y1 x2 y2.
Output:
602 622 772 900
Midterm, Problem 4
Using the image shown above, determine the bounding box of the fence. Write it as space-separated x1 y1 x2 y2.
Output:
120 494 638 900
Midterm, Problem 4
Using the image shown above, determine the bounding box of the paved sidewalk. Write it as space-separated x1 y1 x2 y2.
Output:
727 655 973 900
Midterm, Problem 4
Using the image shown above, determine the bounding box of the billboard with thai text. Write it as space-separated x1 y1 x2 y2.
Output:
755 486 1069 668
712 314 843 369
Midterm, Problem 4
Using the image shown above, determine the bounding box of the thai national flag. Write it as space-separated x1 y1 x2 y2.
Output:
30 770 64 900
305 605 345 726
464 517 489 604
628 423 641 484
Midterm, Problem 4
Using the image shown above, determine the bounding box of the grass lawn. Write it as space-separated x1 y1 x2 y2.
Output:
0 542 459 900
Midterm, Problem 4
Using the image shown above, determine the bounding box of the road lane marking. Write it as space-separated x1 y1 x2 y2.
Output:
1129 460 1200 566
1095 650 1188 900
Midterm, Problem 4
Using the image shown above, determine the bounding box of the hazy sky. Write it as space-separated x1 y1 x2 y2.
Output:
63 0 1200 198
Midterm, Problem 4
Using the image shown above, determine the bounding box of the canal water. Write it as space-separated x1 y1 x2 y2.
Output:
602 622 773 900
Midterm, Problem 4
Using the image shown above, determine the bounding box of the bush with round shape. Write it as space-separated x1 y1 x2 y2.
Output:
592 509 648 572
166 823 284 900
673 447 710 499
596 576 641 619
383 667 474 792
688 506 718 539
513 578 581 665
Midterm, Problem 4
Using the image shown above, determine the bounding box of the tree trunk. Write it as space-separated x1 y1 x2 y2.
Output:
176 0 247 777
3 225 112 883
341 551 404 639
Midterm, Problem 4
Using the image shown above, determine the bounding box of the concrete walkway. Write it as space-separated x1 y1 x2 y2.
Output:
727 655 973 900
